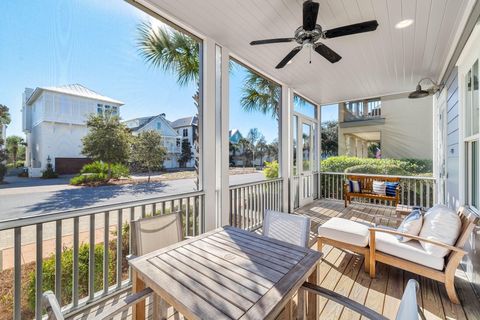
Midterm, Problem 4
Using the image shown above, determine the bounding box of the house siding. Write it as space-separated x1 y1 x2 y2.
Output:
446 68 460 209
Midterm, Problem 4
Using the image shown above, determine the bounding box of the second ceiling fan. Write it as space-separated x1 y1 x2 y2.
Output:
250 0 379 68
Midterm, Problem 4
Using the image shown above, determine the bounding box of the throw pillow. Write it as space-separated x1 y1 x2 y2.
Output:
419 204 461 257
396 209 423 242
347 180 361 193
372 181 386 195
385 182 399 197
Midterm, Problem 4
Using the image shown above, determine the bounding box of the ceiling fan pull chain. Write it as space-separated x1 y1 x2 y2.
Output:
309 46 312 64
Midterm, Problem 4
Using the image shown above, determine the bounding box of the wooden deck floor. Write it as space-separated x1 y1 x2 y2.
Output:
72 199 480 320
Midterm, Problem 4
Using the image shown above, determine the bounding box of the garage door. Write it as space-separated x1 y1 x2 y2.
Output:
55 158 92 175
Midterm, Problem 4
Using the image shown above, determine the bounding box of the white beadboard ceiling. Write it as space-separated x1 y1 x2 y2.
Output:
144 0 471 105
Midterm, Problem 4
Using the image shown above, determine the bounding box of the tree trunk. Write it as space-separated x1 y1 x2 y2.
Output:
107 163 112 181
147 168 151 183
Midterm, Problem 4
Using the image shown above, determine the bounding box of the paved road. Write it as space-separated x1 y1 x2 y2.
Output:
0 173 265 221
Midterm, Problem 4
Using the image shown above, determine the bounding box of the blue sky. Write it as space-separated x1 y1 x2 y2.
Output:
0 0 336 142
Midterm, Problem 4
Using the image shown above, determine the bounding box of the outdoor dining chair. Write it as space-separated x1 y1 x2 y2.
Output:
43 212 184 320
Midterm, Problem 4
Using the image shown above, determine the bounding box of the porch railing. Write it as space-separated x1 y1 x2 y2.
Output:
0 191 204 320
320 172 436 208
229 178 283 230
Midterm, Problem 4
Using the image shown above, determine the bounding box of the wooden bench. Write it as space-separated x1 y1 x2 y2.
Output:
344 175 400 207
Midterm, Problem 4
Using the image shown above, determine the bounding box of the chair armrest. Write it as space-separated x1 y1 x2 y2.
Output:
368 227 466 254
374 215 404 226
301 282 388 320
126 254 137 261
42 291 64 320
95 287 153 319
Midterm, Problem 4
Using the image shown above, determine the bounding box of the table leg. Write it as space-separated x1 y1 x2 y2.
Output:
306 265 318 320
132 271 146 320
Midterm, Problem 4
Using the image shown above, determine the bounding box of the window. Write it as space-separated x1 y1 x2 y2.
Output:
183 128 188 137
229 59 280 179
176 138 181 148
97 103 103 115
156 122 161 130
111 106 118 116
464 59 480 211
294 97 316 119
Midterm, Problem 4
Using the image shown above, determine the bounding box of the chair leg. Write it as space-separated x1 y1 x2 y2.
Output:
344 195 348 207
369 231 376 279
364 251 370 273
445 274 460 304
317 238 323 253
297 288 305 320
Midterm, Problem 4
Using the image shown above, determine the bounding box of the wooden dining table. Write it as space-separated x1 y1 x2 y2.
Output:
129 226 323 320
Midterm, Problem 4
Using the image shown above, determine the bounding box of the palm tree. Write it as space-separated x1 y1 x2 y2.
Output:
0 104 11 127
6 136 25 164
136 22 281 117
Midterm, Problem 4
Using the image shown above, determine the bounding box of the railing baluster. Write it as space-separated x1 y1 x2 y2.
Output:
14 227 21 320
427 181 431 208
141 205 146 218
103 211 110 295
199 195 204 234
162 201 166 215
35 223 43 320
193 196 197 235
185 197 190 236
170 200 175 213
73 217 79 307
116 210 123 288
89 214 95 301
414 180 418 206
129 206 134 279
420 181 424 207
55 220 62 303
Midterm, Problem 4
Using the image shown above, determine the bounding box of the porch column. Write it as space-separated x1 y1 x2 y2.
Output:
201 37 218 231
280 85 293 212
219 45 230 227
345 135 352 156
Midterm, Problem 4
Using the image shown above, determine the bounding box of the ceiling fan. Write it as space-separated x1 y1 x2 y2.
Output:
250 0 379 69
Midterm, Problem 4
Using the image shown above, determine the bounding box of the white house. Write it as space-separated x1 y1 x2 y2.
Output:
22 84 123 177
337 95 433 159
124 114 183 169
170 115 198 168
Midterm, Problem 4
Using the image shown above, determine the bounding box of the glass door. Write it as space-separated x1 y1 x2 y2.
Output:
299 118 315 206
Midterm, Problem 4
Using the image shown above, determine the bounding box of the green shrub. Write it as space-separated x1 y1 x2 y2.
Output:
80 161 129 179
0 164 6 182
70 161 129 185
27 227 129 311
344 164 409 176
263 160 279 179
70 172 108 185
16 160 25 168
320 156 432 176
42 163 58 179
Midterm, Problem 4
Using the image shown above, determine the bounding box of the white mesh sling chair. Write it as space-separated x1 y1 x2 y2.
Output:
43 212 184 319
263 209 312 319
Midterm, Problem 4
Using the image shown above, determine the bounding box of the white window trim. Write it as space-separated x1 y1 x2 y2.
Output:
457 25 480 213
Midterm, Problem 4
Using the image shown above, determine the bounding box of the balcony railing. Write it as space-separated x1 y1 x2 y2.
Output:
343 101 382 122
229 178 283 230
0 191 204 320
320 172 436 208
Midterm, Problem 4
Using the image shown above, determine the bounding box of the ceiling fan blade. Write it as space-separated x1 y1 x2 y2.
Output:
250 38 295 45
276 47 302 69
314 43 342 63
324 20 379 38
303 1 319 31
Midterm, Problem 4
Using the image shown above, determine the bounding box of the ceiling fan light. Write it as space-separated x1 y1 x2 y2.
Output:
395 19 414 29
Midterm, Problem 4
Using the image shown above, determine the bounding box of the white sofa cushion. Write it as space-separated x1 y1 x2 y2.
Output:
419 204 461 258
372 181 386 195
318 218 370 247
375 231 445 270
397 209 423 242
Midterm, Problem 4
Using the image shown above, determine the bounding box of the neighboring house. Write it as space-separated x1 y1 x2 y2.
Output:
22 84 123 177
229 129 244 166
124 114 182 169
170 115 198 168
337 94 433 159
